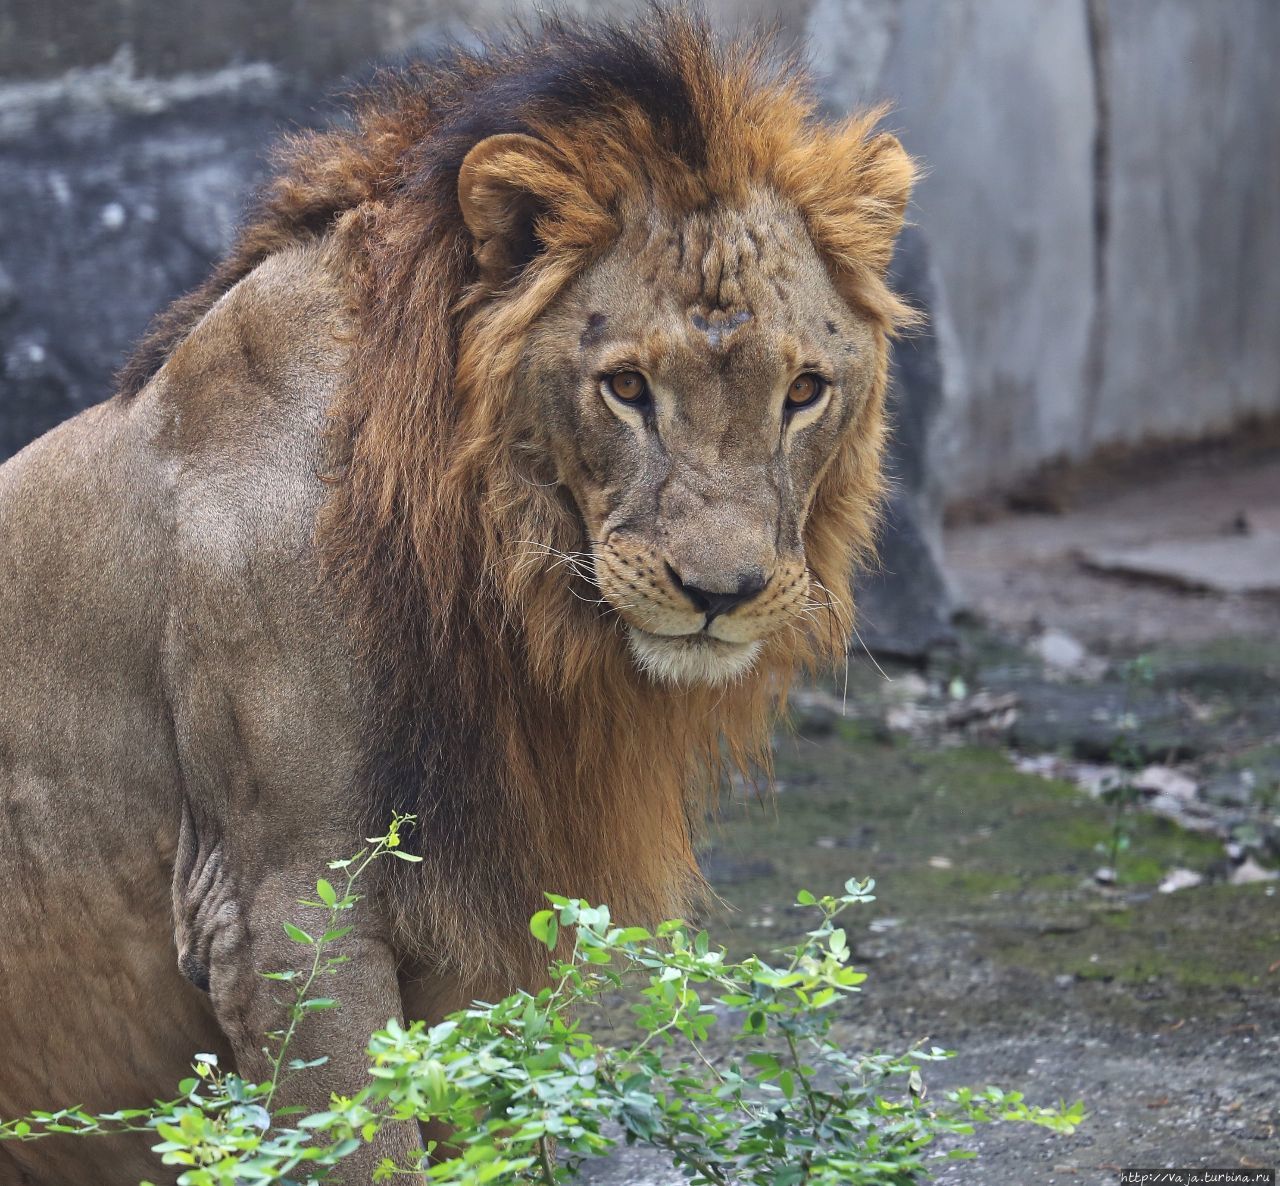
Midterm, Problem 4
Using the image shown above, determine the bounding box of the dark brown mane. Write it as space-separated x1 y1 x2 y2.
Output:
120 9 916 993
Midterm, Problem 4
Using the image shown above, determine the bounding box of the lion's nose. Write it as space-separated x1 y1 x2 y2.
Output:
665 563 767 621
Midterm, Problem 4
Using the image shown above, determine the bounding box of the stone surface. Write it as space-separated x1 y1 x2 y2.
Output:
852 226 956 658
2 0 815 83
1082 532 1280 594
1092 0 1280 449
1230 856 1279 886
1030 627 1088 673
1158 867 1202 894
808 0 1280 499
810 0 1098 496
0 59 319 459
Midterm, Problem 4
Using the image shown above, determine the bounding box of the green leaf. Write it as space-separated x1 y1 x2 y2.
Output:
283 922 314 945
315 878 337 907
529 910 559 949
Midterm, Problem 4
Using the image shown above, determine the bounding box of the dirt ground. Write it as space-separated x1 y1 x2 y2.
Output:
946 448 1280 650
582 453 1280 1184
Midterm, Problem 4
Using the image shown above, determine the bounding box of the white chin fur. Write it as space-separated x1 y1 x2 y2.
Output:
627 628 762 687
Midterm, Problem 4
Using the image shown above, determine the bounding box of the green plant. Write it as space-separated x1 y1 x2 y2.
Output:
1098 655 1156 877
1 819 1082 1183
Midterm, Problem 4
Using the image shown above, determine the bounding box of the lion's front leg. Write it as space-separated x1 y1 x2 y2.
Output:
173 824 422 1180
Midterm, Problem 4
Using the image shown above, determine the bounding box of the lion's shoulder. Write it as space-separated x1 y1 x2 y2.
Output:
136 240 348 484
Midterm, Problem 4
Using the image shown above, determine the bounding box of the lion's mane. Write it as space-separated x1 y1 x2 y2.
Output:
119 10 915 991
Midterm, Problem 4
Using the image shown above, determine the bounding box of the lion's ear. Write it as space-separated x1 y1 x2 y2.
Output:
458 133 566 278
860 132 914 251
776 117 917 329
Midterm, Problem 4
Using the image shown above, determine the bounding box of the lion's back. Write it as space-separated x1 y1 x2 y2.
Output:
0 240 354 1185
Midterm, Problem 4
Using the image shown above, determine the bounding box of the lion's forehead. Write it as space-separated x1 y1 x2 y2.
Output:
628 201 829 321
570 199 850 376
632 203 814 313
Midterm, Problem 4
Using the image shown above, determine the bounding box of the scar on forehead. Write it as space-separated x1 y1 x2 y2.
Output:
579 311 607 348
690 309 753 350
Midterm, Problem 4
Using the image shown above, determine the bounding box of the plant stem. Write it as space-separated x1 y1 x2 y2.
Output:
538 1134 557 1184
265 830 405 1108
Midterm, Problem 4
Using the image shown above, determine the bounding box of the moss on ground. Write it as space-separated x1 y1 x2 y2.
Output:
991 884 1280 990
700 720 1276 999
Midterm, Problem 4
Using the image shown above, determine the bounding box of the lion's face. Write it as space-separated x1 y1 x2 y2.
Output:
524 194 880 686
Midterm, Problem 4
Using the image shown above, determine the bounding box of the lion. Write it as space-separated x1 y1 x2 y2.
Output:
0 11 914 1183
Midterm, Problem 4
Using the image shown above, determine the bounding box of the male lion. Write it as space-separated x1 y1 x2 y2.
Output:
0 11 914 1183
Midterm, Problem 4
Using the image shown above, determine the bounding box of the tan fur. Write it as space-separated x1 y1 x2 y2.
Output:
0 13 912 1183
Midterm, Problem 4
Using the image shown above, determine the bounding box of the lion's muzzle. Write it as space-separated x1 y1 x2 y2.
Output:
590 533 811 684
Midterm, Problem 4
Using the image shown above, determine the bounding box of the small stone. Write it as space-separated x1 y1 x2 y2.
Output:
885 704 924 733
890 672 930 701
1015 754 1061 778
99 202 127 230
1230 857 1279 886
1054 974 1075 988
1094 866 1117 886
5 338 49 378
1134 765 1198 801
814 835 839 849
928 855 953 869
1032 628 1087 672
1158 868 1203 894
1202 773 1255 808
1072 762 1123 798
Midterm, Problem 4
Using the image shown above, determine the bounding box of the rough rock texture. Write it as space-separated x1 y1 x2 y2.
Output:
808 0 1280 499
0 59 317 459
852 226 956 657
810 0 1097 497
1 0 814 82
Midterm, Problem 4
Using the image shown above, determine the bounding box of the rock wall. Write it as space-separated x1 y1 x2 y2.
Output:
0 59 313 457
0 0 813 459
1 0 1273 654
810 0 1280 497
7 1 1267 495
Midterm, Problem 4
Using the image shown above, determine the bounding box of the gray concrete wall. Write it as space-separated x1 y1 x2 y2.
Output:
810 0 1280 497
1 0 1276 499
1093 0 1280 449
0 0 809 81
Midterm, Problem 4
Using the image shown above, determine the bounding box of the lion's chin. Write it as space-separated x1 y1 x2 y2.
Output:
626 627 763 687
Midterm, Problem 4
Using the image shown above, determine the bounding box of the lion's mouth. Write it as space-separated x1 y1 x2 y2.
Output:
625 626 762 687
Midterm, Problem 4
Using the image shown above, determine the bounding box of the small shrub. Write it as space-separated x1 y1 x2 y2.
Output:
1 817 1082 1183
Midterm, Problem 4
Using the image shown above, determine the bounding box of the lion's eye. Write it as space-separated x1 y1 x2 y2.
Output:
605 371 649 404
786 373 826 410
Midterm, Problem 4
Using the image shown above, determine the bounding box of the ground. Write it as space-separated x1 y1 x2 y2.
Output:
583 450 1280 1184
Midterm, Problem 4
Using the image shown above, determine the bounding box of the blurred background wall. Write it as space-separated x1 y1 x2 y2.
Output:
1 0 1277 499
